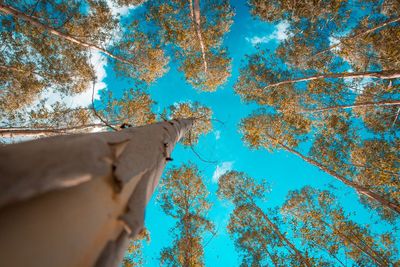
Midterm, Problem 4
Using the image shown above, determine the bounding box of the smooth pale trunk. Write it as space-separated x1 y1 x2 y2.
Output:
0 124 111 138
0 119 192 267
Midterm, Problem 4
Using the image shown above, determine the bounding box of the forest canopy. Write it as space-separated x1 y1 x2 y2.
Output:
0 0 399 266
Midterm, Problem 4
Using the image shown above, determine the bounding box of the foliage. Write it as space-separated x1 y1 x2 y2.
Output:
238 0 400 220
99 88 156 127
217 171 317 266
158 163 214 267
122 229 150 267
282 187 400 266
147 0 234 91
166 102 213 146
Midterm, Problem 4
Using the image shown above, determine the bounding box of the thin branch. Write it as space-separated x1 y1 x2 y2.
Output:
311 16 400 58
303 99 400 112
264 70 400 89
0 4 134 66
392 108 400 127
188 129 218 164
90 77 117 131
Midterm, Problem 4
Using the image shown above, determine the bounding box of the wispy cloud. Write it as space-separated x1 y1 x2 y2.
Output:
246 21 291 46
214 130 221 140
107 0 138 16
212 161 234 183
44 51 107 108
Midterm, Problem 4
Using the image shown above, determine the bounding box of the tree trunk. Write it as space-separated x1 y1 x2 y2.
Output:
239 188 311 267
189 0 208 74
320 220 388 267
0 124 113 138
303 99 400 112
264 70 400 89
312 16 400 58
0 119 193 267
268 136 400 215
0 4 134 66
252 203 312 267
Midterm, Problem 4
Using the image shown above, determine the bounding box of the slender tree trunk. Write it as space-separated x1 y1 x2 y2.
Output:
307 239 347 267
239 189 312 267
312 16 400 58
321 220 388 267
0 123 113 138
0 4 134 66
252 204 312 267
303 99 400 112
0 64 42 76
188 0 208 74
264 70 400 89
347 227 391 266
0 119 193 267
268 135 400 215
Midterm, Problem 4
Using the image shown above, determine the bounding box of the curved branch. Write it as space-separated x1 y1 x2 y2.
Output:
264 70 400 89
0 4 134 66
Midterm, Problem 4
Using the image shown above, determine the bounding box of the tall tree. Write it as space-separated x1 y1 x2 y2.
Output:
0 1 115 110
167 102 213 146
282 187 400 266
158 163 214 266
240 112 400 218
122 229 150 267
0 118 194 267
217 171 314 266
147 0 234 91
0 0 167 115
237 0 400 219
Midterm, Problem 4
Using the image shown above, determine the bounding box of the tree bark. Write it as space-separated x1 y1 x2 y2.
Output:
0 4 134 66
0 123 113 138
0 119 193 267
312 16 400 58
303 99 400 112
189 0 208 74
267 135 400 215
264 70 400 89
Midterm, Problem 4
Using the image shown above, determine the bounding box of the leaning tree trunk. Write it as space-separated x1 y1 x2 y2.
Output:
264 69 400 89
0 119 193 267
0 123 112 138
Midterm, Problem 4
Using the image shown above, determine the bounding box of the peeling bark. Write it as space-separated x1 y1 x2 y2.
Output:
0 119 193 267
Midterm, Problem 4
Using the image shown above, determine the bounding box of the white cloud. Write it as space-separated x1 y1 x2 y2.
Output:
246 20 291 46
44 51 106 108
212 161 234 183
214 130 221 140
107 0 138 16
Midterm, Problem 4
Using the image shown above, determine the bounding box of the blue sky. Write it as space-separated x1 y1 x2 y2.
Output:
89 0 397 265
